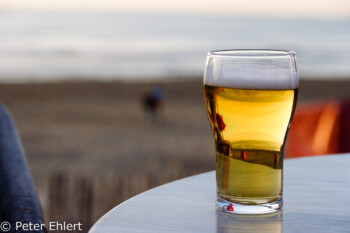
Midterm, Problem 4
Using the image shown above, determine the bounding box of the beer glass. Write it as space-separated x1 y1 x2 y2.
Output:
204 49 298 214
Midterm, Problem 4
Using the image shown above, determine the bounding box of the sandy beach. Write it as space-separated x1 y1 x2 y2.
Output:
1 78 350 177
1 78 350 228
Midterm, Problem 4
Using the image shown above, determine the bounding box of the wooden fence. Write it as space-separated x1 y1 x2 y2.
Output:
33 170 200 233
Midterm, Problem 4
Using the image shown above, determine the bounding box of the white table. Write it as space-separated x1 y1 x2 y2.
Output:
90 154 350 233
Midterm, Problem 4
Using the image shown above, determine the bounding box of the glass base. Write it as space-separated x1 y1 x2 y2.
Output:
216 195 282 215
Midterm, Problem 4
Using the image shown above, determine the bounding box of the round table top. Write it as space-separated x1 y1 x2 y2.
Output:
90 154 350 233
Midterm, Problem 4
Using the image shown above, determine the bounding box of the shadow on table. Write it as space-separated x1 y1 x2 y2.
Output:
216 210 282 233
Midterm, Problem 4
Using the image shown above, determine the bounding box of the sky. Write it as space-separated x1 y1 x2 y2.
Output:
1 0 350 18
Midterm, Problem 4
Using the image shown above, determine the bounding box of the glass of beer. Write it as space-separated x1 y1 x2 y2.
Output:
204 49 298 214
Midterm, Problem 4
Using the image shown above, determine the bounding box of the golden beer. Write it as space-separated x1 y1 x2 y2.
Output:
204 85 297 205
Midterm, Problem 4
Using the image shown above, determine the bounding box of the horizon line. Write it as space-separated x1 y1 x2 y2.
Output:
0 7 349 20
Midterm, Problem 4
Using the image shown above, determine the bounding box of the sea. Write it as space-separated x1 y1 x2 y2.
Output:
0 9 349 82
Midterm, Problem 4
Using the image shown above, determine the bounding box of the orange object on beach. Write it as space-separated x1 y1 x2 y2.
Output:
285 100 350 158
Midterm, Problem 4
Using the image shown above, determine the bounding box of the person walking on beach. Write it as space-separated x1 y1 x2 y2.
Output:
142 86 164 122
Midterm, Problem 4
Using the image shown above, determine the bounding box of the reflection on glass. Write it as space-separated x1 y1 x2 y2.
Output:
216 210 282 233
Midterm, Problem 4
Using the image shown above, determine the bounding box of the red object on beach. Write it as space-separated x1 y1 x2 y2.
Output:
285 99 350 158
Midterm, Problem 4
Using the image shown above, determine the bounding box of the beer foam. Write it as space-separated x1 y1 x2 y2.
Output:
204 59 298 90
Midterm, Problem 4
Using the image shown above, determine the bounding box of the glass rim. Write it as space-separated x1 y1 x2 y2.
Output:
208 49 296 58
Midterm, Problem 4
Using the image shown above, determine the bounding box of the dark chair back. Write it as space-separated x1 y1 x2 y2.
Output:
0 103 46 233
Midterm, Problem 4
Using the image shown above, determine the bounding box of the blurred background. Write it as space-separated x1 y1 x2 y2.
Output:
0 0 349 232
